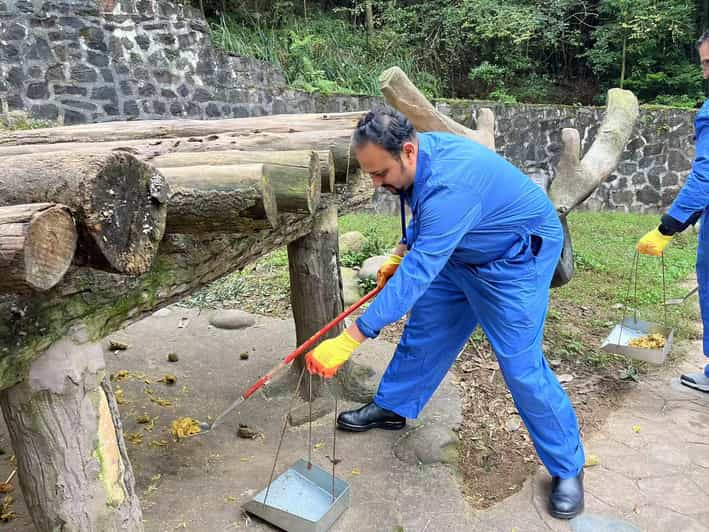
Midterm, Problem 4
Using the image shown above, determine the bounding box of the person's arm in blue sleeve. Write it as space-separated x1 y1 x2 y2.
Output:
356 184 482 338
666 110 709 225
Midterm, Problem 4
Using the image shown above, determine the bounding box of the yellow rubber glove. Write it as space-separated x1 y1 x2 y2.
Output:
305 330 361 378
636 228 673 256
376 254 403 288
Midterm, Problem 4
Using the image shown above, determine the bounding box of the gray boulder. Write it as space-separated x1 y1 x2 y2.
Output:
339 231 367 254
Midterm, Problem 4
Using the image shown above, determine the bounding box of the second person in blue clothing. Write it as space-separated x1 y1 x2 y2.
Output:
305 105 585 519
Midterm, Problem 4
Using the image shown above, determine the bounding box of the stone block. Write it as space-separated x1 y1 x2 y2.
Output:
160 88 177 99
87 50 108 67
70 65 97 83
205 102 221 117
53 84 87 96
103 103 119 116
60 99 97 111
124 100 140 116
30 103 58 120
1 22 26 40
45 63 65 81
636 185 661 205
138 83 156 97
91 86 117 101
0 42 20 62
100 68 113 82
62 108 86 124
191 87 211 103
6 66 24 88
26 82 49 99
152 100 166 114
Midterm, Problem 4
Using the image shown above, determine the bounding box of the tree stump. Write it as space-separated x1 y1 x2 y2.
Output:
0 324 143 532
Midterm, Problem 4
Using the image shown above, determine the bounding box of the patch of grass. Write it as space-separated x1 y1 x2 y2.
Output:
558 211 699 336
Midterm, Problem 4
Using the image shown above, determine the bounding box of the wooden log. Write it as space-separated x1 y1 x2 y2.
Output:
0 112 364 146
151 148 337 195
287 200 344 399
0 324 143 532
0 130 358 184
0 204 77 293
161 161 319 217
0 152 167 275
159 164 279 232
379 66 495 149
317 150 336 193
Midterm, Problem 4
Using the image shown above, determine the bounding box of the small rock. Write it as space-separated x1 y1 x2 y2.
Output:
339 231 367 254
549 359 562 368
357 255 387 280
340 267 362 305
109 340 129 351
153 308 171 317
612 303 624 310
209 310 255 330
558 373 574 384
239 352 249 360
167 352 179 362
505 416 522 432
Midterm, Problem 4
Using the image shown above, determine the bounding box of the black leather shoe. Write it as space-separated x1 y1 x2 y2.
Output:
337 402 406 432
550 470 584 519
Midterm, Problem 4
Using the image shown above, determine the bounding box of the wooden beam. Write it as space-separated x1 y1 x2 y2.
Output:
160 164 280 232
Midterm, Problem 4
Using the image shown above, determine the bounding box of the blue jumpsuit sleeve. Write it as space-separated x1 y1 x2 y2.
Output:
667 106 709 223
356 184 482 338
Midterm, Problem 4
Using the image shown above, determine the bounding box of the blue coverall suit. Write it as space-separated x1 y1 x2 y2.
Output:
663 99 709 377
356 132 585 479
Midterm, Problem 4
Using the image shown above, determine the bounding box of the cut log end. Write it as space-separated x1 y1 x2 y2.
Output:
318 150 336 193
25 206 77 291
87 154 168 275
0 204 77 293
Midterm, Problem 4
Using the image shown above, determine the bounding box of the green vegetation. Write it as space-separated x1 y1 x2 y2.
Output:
205 1 707 106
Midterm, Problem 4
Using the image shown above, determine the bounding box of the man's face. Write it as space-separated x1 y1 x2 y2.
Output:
700 41 709 80
355 140 417 194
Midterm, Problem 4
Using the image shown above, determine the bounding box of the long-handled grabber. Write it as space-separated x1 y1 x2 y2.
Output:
192 285 382 436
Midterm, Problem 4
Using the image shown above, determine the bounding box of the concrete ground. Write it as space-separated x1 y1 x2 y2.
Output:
0 305 707 531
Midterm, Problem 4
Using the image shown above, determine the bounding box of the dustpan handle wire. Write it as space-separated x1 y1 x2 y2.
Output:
661 253 668 328
263 365 308 506
617 250 639 344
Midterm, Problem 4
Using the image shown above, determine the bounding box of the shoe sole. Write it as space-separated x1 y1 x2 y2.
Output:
680 377 709 393
337 420 405 432
549 502 584 520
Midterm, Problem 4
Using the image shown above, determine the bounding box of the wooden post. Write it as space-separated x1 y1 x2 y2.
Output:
287 201 344 399
0 324 143 532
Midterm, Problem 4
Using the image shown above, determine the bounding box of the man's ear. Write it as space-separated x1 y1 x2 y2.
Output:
402 141 416 161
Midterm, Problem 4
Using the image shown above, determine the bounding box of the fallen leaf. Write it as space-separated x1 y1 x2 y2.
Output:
584 454 600 467
558 374 574 384
225 495 237 502
170 417 201 439
159 375 177 385
150 397 172 407
149 439 169 448
632 424 641 433
109 340 129 351
126 432 144 445
314 441 325 450
351 468 360 475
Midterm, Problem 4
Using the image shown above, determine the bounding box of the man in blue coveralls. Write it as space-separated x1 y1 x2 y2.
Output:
636 31 709 393
305 105 585 518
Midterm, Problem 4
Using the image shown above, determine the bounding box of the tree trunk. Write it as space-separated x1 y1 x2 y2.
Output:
0 112 364 146
0 130 359 184
0 204 77 293
0 152 167 275
160 164 280 232
0 324 143 532
379 66 496 149
365 0 374 42
151 148 336 195
549 88 639 214
287 201 344 400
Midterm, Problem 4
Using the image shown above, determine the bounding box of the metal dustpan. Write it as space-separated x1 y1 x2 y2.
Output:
243 459 350 532
601 317 673 365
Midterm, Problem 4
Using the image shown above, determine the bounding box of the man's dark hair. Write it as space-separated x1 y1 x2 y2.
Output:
353 105 416 158
698 30 709 49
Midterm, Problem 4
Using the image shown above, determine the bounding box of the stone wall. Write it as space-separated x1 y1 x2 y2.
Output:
0 0 698 213
0 0 379 124
438 101 696 213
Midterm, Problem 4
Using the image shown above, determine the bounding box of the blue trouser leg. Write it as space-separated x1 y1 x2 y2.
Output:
697 210 709 377
461 235 584 479
374 265 478 419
